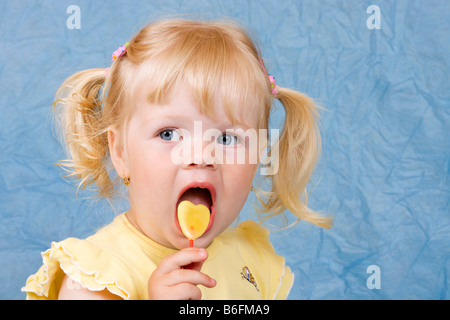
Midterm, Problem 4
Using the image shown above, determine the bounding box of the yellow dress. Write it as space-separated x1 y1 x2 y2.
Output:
22 213 294 300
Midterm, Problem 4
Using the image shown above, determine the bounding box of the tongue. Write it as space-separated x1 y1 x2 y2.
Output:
178 188 212 211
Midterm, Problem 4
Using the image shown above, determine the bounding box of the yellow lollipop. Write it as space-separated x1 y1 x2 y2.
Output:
177 200 211 247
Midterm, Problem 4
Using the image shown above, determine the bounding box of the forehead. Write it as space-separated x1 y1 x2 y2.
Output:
122 23 271 129
133 79 260 129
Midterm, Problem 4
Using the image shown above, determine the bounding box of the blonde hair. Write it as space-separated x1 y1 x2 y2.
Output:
53 18 332 229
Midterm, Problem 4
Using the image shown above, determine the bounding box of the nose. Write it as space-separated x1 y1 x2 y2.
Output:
180 136 218 170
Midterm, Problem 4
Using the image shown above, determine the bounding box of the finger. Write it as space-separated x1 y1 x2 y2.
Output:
171 283 203 300
157 248 208 275
183 257 206 272
149 282 203 300
166 268 216 288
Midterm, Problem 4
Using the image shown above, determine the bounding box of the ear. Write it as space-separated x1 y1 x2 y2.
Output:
108 128 128 179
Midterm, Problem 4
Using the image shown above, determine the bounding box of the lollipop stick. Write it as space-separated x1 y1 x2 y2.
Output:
189 239 194 247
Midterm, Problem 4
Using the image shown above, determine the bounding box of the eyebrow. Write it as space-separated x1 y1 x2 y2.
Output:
137 97 258 131
145 110 253 129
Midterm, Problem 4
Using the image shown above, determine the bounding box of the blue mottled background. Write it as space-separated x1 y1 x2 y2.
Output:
0 0 449 299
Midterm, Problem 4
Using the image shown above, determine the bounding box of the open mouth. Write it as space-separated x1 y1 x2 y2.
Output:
175 183 216 236
177 187 213 211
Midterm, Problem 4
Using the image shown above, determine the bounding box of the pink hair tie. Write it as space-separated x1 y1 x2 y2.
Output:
259 58 279 96
105 42 129 78
111 42 129 61
268 74 279 95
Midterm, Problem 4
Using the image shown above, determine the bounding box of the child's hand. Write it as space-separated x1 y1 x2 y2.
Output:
148 247 216 300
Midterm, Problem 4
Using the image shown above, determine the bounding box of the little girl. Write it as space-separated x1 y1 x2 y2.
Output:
22 18 332 300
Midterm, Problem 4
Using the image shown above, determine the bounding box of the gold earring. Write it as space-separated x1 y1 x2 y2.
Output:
123 176 130 186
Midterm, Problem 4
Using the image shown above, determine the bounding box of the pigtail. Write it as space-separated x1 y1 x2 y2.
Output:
257 87 333 229
52 68 114 198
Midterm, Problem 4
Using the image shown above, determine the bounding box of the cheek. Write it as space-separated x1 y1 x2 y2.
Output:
229 163 257 189
127 141 175 196
220 163 257 216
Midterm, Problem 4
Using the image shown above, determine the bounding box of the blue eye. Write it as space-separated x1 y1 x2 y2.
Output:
219 133 238 145
159 129 181 141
